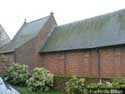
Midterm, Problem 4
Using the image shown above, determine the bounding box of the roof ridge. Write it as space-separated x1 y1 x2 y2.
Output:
12 15 50 41
0 25 10 40
11 22 26 41
27 15 50 24
58 9 125 28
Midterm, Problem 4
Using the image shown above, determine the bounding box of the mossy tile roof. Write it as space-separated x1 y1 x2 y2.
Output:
41 9 125 52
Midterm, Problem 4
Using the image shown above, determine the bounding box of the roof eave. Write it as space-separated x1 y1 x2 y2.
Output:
40 43 125 53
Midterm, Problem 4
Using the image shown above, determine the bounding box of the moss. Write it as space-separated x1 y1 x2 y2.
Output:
41 9 125 52
117 13 125 31
93 15 111 30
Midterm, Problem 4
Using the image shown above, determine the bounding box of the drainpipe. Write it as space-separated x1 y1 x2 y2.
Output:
64 52 66 74
96 48 101 80
14 52 16 63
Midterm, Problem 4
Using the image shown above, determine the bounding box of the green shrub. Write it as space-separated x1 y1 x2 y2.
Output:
54 73 82 78
0 71 6 78
98 81 112 89
4 63 29 85
65 76 86 94
87 81 112 90
87 83 98 90
54 73 97 78
112 78 125 88
26 67 54 92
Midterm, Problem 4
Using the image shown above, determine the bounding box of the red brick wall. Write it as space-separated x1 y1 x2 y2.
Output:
15 14 57 70
42 52 65 74
90 50 98 77
41 46 125 77
41 49 98 77
122 47 125 76
100 48 115 77
15 40 35 70
0 53 15 71
65 51 82 74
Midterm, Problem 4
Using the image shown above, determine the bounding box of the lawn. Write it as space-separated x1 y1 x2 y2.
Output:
15 86 64 94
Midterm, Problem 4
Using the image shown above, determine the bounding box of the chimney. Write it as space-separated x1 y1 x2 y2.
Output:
50 12 54 16
24 18 27 23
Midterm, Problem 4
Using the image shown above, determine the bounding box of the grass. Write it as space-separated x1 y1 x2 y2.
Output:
15 86 64 94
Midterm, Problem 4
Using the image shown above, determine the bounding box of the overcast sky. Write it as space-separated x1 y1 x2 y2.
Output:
0 0 125 39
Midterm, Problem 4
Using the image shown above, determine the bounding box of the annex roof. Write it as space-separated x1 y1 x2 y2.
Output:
41 9 125 52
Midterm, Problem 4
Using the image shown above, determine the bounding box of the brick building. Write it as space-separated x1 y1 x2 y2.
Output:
0 9 125 77
0 25 10 70
0 13 57 70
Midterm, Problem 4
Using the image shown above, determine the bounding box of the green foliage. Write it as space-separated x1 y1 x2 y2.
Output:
4 63 29 85
54 73 97 78
0 71 6 78
26 67 54 92
65 77 114 94
87 81 112 90
112 78 125 88
65 76 86 94
98 81 112 89
87 83 98 90
54 73 82 78
15 86 63 94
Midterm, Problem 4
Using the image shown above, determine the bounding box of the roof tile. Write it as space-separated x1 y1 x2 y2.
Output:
41 9 125 52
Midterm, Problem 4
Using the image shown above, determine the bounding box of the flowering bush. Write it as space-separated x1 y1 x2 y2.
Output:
87 81 112 90
5 63 29 85
98 81 112 89
26 67 54 92
87 83 98 90
112 78 125 88
65 76 86 94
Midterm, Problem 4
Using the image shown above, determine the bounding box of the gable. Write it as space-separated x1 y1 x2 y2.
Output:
0 16 50 53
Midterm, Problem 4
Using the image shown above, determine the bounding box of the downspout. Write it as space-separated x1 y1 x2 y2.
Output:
14 52 16 63
64 52 66 74
96 48 101 80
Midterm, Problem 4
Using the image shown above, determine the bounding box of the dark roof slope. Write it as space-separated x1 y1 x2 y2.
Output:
0 16 50 53
41 9 125 52
0 25 10 47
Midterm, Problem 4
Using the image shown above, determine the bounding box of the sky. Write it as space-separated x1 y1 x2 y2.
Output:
0 0 125 39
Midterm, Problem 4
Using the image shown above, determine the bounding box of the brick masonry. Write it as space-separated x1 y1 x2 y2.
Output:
15 14 57 70
0 14 57 72
0 53 15 72
41 46 125 77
